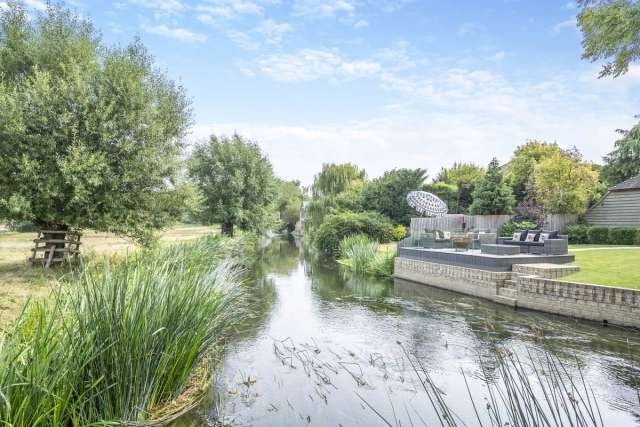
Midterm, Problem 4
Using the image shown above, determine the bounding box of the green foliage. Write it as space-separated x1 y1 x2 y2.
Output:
423 181 459 213
501 220 539 237
275 179 303 232
0 4 192 244
0 234 254 425
608 227 638 245
314 211 395 257
392 224 407 241
588 226 611 244
360 168 427 225
533 151 600 215
577 0 640 78
506 141 562 201
601 123 640 185
311 163 366 198
339 234 378 274
567 224 591 244
338 234 395 277
188 134 276 236
469 158 515 215
434 163 485 212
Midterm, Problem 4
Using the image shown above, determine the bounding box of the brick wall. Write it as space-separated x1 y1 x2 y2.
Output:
515 275 640 328
395 256 640 328
394 257 511 301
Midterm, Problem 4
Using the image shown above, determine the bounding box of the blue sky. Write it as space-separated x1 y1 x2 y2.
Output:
17 0 640 183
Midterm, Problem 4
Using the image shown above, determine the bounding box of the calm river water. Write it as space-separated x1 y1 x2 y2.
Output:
181 238 640 426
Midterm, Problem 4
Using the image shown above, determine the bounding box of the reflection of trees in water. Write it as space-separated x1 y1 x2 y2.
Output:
255 237 300 276
393 278 640 393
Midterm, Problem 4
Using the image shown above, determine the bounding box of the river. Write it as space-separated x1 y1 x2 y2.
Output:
180 238 640 426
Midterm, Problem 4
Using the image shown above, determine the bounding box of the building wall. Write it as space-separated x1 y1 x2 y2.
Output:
586 190 640 227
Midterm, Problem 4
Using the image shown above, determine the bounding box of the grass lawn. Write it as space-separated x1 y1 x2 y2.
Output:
564 248 640 289
0 225 218 324
569 244 640 250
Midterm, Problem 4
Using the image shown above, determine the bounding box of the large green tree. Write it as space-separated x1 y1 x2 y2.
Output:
360 168 427 225
311 163 366 198
505 141 563 201
188 134 276 236
601 123 640 185
469 159 515 215
0 4 191 243
577 0 640 78
433 163 485 213
275 179 303 232
533 151 600 214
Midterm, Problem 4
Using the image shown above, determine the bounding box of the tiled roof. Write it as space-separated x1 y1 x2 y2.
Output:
610 175 640 191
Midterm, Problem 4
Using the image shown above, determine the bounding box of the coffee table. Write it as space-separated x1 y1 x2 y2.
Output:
481 244 520 256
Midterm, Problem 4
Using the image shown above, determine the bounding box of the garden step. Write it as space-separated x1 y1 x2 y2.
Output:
498 287 518 299
493 295 517 308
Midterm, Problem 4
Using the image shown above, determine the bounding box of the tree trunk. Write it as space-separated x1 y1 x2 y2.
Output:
221 222 234 237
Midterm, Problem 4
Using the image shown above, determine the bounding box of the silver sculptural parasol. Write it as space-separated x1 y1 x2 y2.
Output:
406 191 448 217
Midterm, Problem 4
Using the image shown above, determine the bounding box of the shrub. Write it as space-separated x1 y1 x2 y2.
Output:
501 220 538 237
0 234 253 425
587 226 610 244
8 221 38 232
339 235 378 274
608 227 638 245
392 224 407 241
314 211 395 257
567 224 591 244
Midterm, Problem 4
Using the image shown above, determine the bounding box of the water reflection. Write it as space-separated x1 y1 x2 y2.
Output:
179 239 640 426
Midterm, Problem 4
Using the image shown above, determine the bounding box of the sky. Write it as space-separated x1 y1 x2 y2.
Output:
15 0 640 184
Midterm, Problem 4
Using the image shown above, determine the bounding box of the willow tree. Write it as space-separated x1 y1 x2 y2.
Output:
188 134 276 236
0 4 191 244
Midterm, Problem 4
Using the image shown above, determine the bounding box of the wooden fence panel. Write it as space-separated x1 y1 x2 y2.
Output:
543 214 577 233
410 214 577 236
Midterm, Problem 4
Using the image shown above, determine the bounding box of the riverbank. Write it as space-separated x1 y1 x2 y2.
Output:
0 225 218 324
0 232 255 425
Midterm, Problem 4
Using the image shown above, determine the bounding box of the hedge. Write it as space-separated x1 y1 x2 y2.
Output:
314 211 395 257
568 225 640 245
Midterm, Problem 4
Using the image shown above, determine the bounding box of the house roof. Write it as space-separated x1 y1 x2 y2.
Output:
610 175 640 191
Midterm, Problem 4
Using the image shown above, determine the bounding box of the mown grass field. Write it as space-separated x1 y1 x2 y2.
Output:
0 225 218 324
565 247 640 289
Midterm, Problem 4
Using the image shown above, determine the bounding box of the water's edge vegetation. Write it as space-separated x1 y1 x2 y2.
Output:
0 234 257 425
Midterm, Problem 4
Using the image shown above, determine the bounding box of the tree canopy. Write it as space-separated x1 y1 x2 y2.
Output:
275 179 303 232
505 141 563 201
0 4 191 243
469 159 515 215
188 134 276 236
434 163 485 213
533 151 600 214
360 168 427 225
577 0 640 78
311 163 366 198
601 122 640 185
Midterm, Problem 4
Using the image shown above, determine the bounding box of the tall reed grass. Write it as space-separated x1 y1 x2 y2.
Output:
364 342 607 427
338 234 395 277
0 234 255 426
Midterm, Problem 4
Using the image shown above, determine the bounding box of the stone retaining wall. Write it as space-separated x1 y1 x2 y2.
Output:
395 257 640 328
394 257 511 301
515 275 640 328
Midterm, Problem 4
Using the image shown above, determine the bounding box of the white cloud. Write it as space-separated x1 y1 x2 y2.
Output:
489 50 505 61
0 2 9 11
551 17 577 33
141 24 207 42
195 0 263 20
257 19 292 44
457 22 482 37
293 0 356 17
25 0 47 11
251 49 381 82
128 0 186 15
353 19 369 29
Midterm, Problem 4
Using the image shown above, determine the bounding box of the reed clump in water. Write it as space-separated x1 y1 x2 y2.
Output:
338 234 395 277
0 234 255 426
